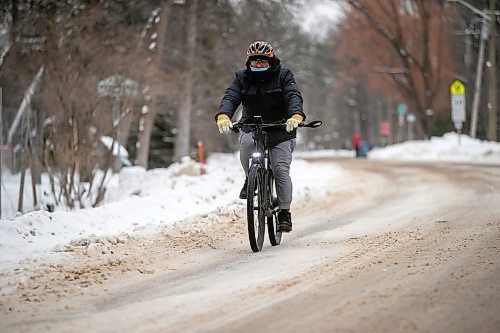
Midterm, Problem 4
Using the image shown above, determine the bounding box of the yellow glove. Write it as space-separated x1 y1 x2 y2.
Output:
286 114 303 132
216 114 233 133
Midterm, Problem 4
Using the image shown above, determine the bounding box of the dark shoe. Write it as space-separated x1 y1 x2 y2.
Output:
277 210 292 233
239 178 248 199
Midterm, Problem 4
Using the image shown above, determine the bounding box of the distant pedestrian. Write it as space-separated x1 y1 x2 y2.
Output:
351 134 361 157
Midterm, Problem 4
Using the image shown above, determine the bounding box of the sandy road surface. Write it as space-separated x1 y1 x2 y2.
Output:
1 159 499 333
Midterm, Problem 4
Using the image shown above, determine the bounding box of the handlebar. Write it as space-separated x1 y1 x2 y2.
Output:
231 120 322 133
300 120 323 128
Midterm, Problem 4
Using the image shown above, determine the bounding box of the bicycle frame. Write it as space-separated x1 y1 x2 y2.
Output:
250 124 275 217
238 116 282 212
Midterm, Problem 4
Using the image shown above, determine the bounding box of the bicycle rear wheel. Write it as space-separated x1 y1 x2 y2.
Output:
267 173 282 246
247 164 265 252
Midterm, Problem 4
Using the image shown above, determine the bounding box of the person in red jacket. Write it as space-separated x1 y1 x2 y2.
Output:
351 134 361 157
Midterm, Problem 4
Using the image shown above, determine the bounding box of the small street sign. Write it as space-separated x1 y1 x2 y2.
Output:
450 80 465 95
450 80 466 145
98 75 138 98
450 80 466 126
406 113 416 123
398 103 407 115
379 121 391 136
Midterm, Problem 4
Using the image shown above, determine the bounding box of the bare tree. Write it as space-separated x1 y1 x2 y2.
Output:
3 1 154 209
341 0 455 138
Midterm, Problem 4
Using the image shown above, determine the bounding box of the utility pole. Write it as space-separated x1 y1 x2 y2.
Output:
0 87 2 219
447 0 498 140
488 0 497 141
470 21 488 138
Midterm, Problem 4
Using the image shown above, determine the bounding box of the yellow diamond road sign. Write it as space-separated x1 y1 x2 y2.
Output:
450 80 465 95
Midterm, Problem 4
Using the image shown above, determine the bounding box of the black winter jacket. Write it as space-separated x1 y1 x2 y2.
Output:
216 56 305 146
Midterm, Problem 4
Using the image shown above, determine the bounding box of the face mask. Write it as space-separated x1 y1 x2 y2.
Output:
250 66 269 72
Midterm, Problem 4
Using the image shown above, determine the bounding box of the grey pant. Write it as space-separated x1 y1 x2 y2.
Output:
239 132 295 210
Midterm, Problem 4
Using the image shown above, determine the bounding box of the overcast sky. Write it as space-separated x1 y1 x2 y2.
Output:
298 0 344 40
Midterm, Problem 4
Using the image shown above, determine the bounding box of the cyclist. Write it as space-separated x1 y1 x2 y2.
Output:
215 40 306 233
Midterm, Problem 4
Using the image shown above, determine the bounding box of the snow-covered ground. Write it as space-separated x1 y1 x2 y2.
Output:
0 153 343 275
368 132 500 165
1 132 499 278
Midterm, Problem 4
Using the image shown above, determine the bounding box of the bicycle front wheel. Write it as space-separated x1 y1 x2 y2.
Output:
247 164 265 252
267 172 281 246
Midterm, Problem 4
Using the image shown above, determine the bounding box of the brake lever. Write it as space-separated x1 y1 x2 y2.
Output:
231 122 241 133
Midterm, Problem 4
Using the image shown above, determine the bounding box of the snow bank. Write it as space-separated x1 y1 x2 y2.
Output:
0 153 343 273
369 132 500 165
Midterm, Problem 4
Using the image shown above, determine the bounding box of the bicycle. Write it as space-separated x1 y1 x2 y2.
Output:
232 116 322 252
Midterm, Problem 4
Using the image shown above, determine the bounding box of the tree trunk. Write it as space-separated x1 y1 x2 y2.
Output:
174 0 197 162
135 2 170 168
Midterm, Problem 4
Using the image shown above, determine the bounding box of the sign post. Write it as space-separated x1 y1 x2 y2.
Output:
98 75 137 168
406 113 416 141
397 103 407 142
379 121 391 146
450 80 466 145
